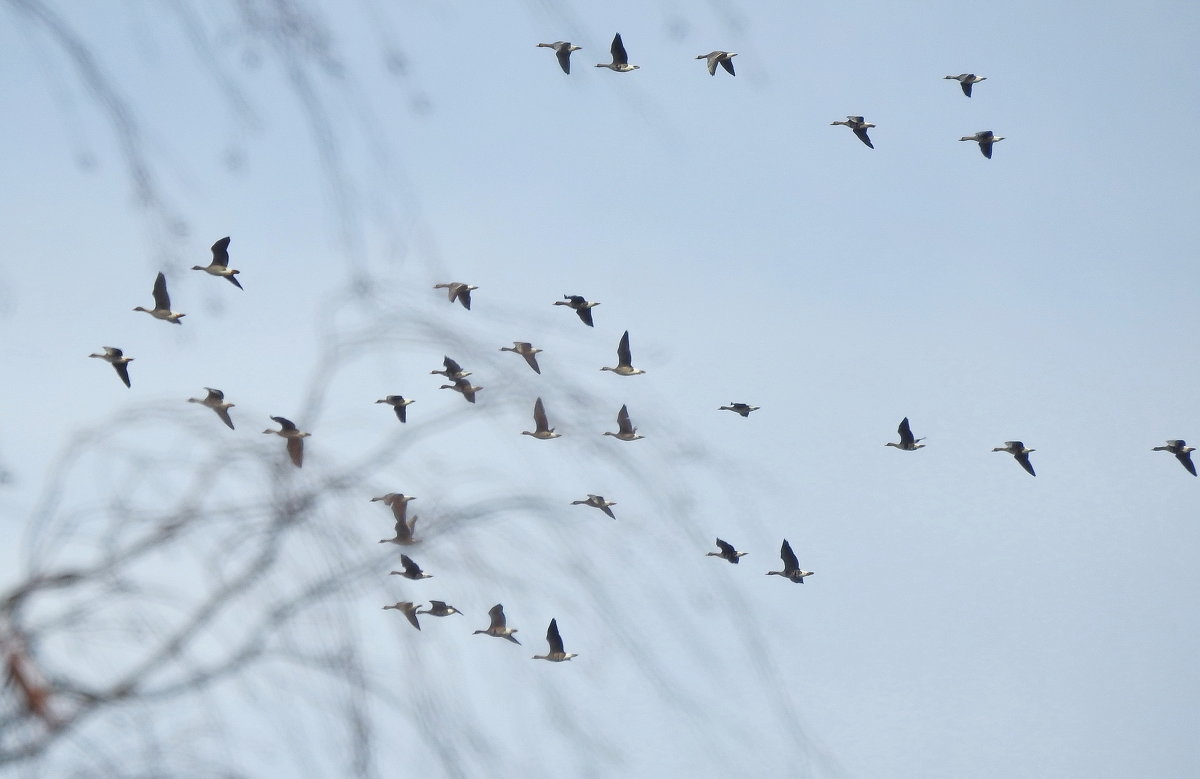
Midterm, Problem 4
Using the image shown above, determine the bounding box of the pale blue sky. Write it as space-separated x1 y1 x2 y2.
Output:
3 1 1199 777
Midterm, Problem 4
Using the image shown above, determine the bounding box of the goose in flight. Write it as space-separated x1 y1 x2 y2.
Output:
533 619 577 662
603 404 643 441
383 601 421 631
374 493 419 545
830 116 875 149
1152 440 1197 476
417 601 463 617
430 356 470 379
885 417 925 451
536 41 581 74
571 494 616 519
191 236 242 289
474 604 521 644
945 73 986 97
188 387 236 430
707 538 747 564
376 395 414 423
133 272 185 324
389 554 433 580
433 282 477 310
89 347 133 388
501 342 542 374
554 295 598 327
262 416 309 467
697 50 737 76
596 33 639 72
441 376 482 404
767 539 814 583
960 130 1004 159
601 330 645 376
719 403 758 418
522 397 562 439
992 441 1036 476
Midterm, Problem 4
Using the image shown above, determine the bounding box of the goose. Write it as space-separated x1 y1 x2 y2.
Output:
133 272 185 324
262 416 309 468
536 41 581 74
88 346 133 388
187 387 235 430
1153 440 1197 476
601 330 645 376
417 600 463 617
595 33 639 72
697 50 737 76
533 618 577 662
885 417 925 451
430 356 470 379
191 236 242 289
375 395 414 423
382 601 421 631
707 538 747 564
389 554 432 580
992 441 1035 476
571 494 616 519
373 493 419 545
767 539 814 583
945 73 986 97
474 604 520 644
501 342 542 374
960 130 1004 159
555 295 599 327
603 404 643 441
440 376 482 404
719 403 758 418
830 116 875 149
433 282 477 310
523 397 562 439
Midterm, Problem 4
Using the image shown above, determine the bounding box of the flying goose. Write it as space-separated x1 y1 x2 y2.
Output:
523 397 562 439
133 272 185 324
885 417 925 451
707 538 747 564
830 116 875 149
595 33 639 72
945 73 986 97
262 416 309 468
474 604 520 644
697 50 737 76
536 41 581 74
88 347 133 388
719 403 759 418
501 342 542 374
417 600 463 617
533 618 577 662
601 330 645 376
554 295 599 327
373 493 419 545
960 130 1004 159
433 282 477 310
992 441 1035 476
191 236 242 289
376 395 414 423
603 404 643 441
187 387 236 430
571 494 616 519
440 376 482 404
430 356 470 379
1152 440 1197 476
767 539 814 583
382 601 421 631
389 554 432 580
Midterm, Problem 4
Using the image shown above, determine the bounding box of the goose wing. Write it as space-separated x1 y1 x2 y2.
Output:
854 126 874 149
533 397 550 432
215 406 235 430
400 554 421 577
113 361 132 388
286 437 304 468
443 356 464 375
546 618 565 654
556 48 572 74
210 236 232 267
1013 451 1035 476
152 272 171 309
715 538 737 556
576 306 594 327
616 404 635 435
1177 451 1198 476
897 417 915 446
780 539 799 571
610 33 629 66
616 330 633 366
489 604 507 630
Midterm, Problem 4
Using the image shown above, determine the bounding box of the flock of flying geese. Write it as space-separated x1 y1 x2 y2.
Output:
538 33 1005 158
82 40 1197 664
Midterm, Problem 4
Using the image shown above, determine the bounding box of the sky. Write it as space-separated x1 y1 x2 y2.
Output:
2 1 1200 777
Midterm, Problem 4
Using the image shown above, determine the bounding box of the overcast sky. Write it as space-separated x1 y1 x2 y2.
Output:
3 1 1199 777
